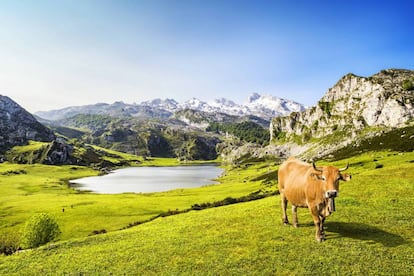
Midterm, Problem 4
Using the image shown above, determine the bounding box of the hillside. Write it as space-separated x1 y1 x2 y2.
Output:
0 95 144 167
0 95 55 154
50 114 222 160
32 93 301 161
5 140 142 167
1 152 413 275
269 69 414 159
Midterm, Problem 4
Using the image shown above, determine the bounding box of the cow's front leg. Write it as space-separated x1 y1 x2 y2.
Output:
281 193 289 225
292 205 298 228
310 207 325 242
319 216 326 238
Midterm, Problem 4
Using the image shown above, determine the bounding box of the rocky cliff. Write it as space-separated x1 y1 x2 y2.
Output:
0 95 55 154
269 69 414 159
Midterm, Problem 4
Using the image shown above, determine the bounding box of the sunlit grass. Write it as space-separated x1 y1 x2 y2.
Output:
0 151 413 274
0 157 272 241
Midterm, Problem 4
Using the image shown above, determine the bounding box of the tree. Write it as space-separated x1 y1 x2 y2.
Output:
21 213 61 249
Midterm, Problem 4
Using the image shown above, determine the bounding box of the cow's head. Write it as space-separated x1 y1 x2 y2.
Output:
312 162 351 199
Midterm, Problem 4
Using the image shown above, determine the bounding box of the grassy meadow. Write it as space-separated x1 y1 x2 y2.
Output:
0 156 273 241
0 151 413 274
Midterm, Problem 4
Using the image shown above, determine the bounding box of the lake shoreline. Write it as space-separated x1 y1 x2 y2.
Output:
69 165 224 194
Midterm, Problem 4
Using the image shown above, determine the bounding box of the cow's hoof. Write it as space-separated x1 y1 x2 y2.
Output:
316 233 326 242
293 223 299 228
316 236 326 242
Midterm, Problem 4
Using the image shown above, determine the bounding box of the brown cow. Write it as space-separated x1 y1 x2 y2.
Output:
278 157 351 241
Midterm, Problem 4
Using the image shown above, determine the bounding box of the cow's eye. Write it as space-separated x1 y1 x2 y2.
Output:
321 176 326 181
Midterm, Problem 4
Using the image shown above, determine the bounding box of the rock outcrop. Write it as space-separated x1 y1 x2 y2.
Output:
269 69 414 159
0 95 55 153
44 139 74 165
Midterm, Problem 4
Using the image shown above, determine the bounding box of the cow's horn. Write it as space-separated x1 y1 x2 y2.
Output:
339 163 349 172
312 161 323 172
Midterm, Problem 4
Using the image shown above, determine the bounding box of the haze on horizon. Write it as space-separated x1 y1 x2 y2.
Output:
0 0 413 113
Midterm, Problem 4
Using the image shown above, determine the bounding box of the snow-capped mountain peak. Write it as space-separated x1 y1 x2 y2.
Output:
210 98 237 108
35 93 305 121
243 93 306 117
141 98 179 110
175 93 305 119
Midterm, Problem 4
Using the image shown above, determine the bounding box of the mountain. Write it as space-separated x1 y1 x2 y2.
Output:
34 93 306 121
219 69 414 165
244 93 306 118
176 94 306 119
0 96 145 166
269 69 414 159
41 94 286 160
35 101 172 121
4 68 414 165
0 95 55 153
50 113 222 161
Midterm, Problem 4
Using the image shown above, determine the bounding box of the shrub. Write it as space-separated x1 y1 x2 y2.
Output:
0 233 20 255
90 229 107 236
402 79 414 91
318 101 334 117
276 131 286 140
21 213 61 249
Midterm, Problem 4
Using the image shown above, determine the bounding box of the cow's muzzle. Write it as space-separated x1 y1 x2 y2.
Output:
325 190 338 198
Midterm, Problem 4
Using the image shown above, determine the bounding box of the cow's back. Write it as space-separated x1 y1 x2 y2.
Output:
278 157 311 207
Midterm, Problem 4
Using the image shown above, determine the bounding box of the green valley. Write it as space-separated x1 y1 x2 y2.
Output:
0 151 413 275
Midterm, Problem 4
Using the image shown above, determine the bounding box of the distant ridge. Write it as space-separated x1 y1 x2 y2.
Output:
34 93 306 121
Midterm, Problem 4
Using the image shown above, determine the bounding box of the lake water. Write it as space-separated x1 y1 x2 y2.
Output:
69 165 224 194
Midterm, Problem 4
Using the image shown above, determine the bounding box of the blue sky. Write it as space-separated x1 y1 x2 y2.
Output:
0 0 413 112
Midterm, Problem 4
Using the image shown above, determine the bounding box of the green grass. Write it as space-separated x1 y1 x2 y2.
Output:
4 141 50 163
0 151 413 274
331 125 414 160
0 157 273 241
86 144 143 166
6 141 48 153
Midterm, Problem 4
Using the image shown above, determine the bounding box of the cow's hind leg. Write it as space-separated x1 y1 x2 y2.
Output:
281 193 289 225
292 205 299 228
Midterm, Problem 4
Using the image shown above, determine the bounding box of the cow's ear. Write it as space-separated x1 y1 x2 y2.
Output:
341 173 351 181
310 173 323 180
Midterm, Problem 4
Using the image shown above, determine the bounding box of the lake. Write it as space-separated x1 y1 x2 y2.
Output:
69 165 224 194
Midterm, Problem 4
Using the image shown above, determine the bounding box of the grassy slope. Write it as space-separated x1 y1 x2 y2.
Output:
4 141 143 166
0 157 273 241
0 151 413 274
